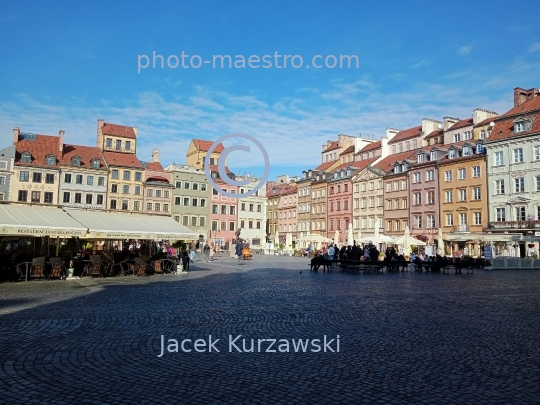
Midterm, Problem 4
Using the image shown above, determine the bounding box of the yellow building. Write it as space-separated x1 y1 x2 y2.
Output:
97 119 145 212
186 139 225 169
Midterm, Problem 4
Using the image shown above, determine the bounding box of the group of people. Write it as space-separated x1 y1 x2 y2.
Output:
313 241 381 262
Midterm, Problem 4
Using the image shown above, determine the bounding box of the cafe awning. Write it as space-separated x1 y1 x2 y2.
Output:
443 232 521 242
64 209 198 240
0 204 87 237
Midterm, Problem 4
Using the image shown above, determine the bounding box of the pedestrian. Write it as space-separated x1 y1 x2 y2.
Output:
236 239 244 266
189 241 196 263
181 251 190 272
209 243 215 261
203 242 210 262
328 244 335 260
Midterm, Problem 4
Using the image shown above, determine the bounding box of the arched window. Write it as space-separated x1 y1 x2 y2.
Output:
45 155 56 165
72 156 81 166
21 151 31 163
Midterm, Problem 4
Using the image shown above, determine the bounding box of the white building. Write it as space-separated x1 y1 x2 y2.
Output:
237 176 267 247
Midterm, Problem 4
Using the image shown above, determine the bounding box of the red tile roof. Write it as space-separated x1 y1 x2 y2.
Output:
498 95 540 118
314 161 336 171
143 161 164 170
266 183 295 198
102 123 136 139
424 129 443 140
351 156 379 171
15 134 60 168
487 111 540 142
103 151 143 168
388 126 422 144
208 164 232 175
358 140 381 153
339 145 355 155
60 144 106 169
193 139 225 153
374 150 417 173
448 118 473 131
324 141 339 152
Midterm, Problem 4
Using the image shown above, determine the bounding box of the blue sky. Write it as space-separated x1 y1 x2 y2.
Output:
1 0 539 180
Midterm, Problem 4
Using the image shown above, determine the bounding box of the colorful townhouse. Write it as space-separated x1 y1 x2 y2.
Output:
277 184 298 243
0 144 15 202
141 150 173 216
310 170 328 236
237 176 267 247
209 167 238 249
297 170 314 235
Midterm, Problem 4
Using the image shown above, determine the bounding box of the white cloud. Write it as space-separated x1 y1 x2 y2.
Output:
458 45 472 55
528 42 540 53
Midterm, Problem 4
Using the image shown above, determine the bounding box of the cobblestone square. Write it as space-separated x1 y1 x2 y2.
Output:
0 256 539 404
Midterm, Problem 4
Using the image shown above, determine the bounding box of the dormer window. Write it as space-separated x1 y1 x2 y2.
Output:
21 151 31 163
417 154 424 163
476 144 484 153
334 173 338 179
430 151 437 160
515 122 524 132
480 130 486 139
72 156 81 166
394 165 401 173
91 158 100 168
463 146 470 156
45 155 56 165
449 149 456 158
402 163 408 171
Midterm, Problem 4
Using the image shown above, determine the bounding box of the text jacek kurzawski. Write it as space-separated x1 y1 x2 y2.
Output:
157 335 340 356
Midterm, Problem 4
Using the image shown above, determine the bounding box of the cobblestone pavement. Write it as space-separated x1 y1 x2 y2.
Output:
0 255 539 404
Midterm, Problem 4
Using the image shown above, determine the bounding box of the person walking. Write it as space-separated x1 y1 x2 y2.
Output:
203 242 211 262
189 241 196 263
328 244 335 260
236 240 245 266
209 243 215 261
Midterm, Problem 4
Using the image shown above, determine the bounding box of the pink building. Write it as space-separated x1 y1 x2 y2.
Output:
209 167 238 249
142 150 173 216
277 185 298 242
326 163 359 242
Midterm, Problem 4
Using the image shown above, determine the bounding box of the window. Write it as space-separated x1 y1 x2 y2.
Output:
464 131 472 140
192 198 198 207
63 192 70 203
515 121 525 133
427 215 435 228
32 172 42 183
515 177 525 193
393 181 399 191
449 149 455 158
401 180 407 190
249 203 254 212
163 190 169 198
154 203 161 212
111 170 119 179
459 189 467 201
257 204 262 212
454 133 461 142
110 200 117 209
446 214 453 226
86 194 93 204
200 199 206 207
0 176 4 186
537 175 540 191
19 171 29 182
458 168 466 180
106 138 112 148
496 208 506 222
417 154 424 163
427 170 434 181
18 190 27 202
64 173 72 183
427 191 435 204
134 186 141 195
45 155 56 165
229 222 235 231
72 156 81 166
413 173 421 183
472 166 480 177
473 187 481 200
367 198 372 208
74 175 82 184
248 221 253 229
147 189 153 197
476 144 484 153
480 130 486 139
163 203 169 212
445 190 453 203
495 180 505 194
199 216 205 227
413 193 421 205
445 170 452 181
146 202 153 211
474 212 482 225
221 205 226 215
121 200 128 210
125 141 131 151
459 213 467 225
97 195 104 205
123 185 129 194
513 148 524 163
412 140 417 149
495 151 504 166
184 182 190 189
98 177 105 186
414 216 422 228
123 171 131 181
91 159 100 168
31 191 40 203
75 193 82 204
21 152 31 163
135 172 142 182
378 196 383 207
212 204 218 214
405 141 410 151
184 198 190 206
462 146 470 156
386 200 391 210
393 199 399 210
45 173 54 184
391 145 396 154
535 146 540 161
44 192 53 203
115 140 122 150
515 206 526 221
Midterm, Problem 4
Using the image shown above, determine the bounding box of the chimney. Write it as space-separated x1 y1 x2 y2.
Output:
58 130 65 157
97 118 104 150
513 87 540 107
13 126 20 144
151 149 160 163
443 117 459 130
473 108 498 125
380 128 400 158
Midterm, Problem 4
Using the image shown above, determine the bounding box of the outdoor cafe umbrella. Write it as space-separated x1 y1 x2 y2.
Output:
274 231 279 247
285 232 293 250
395 225 425 255
346 223 354 246
357 230 362 243
334 230 340 246
297 234 333 243
437 228 444 255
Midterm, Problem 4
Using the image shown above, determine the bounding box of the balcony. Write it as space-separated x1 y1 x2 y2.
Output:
453 225 470 233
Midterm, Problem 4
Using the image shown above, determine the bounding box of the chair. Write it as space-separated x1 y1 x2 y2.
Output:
153 259 164 274
82 255 104 278
31 257 46 280
164 256 179 273
133 257 149 277
49 257 66 280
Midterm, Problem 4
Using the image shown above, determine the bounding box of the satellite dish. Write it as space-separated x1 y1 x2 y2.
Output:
489 122 495 127
437 123 443 129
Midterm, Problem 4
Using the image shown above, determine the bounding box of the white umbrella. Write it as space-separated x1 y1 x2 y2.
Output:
437 228 444 255
297 233 332 243
274 231 279 248
346 223 354 246
286 232 292 250
357 230 362 243
334 230 339 245
395 225 426 255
